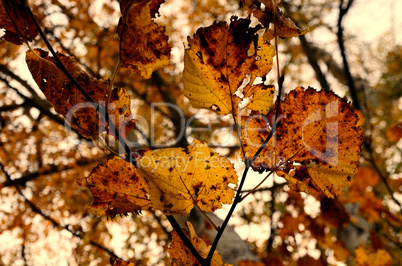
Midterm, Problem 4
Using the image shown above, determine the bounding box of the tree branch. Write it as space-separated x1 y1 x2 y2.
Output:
0 163 123 260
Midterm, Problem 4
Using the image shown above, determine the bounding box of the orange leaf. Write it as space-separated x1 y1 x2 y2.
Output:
243 87 363 198
0 0 38 45
183 18 275 114
386 122 402 142
168 221 225 266
137 140 238 215
354 246 392 266
118 0 171 78
25 49 135 139
110 258 136 266
76 157 151 217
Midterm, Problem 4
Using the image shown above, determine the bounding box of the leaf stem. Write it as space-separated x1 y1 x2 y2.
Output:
26 6 137 166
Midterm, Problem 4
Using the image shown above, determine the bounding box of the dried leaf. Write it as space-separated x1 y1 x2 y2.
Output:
76 157 151 217
168 221 224 266
26 49 135 139
386 122 402 142
137 140 238 215
110 257 136 266
243 87 363 198
183 17 275 114
0 0 38 45
241 0 308 41
118 0 171 78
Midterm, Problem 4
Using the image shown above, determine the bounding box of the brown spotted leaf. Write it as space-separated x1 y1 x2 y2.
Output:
25 49 135 139
168 221 225 266
242 87 363 198
76 157 151 217
183 17 275 114
0 0 38 45
118 0 171 79
137 140 238 215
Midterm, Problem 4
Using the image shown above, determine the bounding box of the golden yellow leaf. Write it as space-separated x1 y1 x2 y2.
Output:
354 246 392 266
76 157 151 217
245 84 276 114
243 87 363 198
168 221 225 266
183 18 275 114
118 0 171 78
137 140 238 215
25 49 135 139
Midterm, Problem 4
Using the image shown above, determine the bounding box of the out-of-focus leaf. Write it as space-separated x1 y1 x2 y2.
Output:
117 0 171 79
0 0 38 45
243 87 363 198
26 49 135 139
354 246 392 266
110 257 136 266
386 122 402 142
183 17 275 114
168 221 225 266
76 157 151 217
137 140 238 215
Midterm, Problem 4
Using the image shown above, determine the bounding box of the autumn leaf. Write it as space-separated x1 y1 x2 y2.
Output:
118 0 171 79
183 17 275 114
137 140 238 215
76 157 151 217
241 0 308 41
386 122 402 142
168 221 225 266
25 49 135 139
0 0 38 45
110 257 136 266
243 87 363 198
354 246 392 266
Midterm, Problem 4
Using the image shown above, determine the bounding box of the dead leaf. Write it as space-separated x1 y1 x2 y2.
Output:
137 140 238 215
241 0 308 41
243 87 363 198
183 17 275 114
118 0 171 78
168 221 224 266
386 122 402 142
76 157 151 217
0 0 38 45
25 49 135 139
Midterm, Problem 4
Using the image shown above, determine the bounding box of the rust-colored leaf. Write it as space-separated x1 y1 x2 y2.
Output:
76 157 151 217
0 0 38 45
386 122 402 142
118 0 171 78
168 221 224 266
25 49 135 139
243 87 363 198
137 140 238 215
183 17 275 114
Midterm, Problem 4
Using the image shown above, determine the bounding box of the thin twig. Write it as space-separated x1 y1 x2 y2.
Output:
0 163 123 260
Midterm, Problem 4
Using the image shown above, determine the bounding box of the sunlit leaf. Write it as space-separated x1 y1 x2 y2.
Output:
0 0 38 45
183 17 275 114
76 157 151 217
168 221 225 266
137 140 238 215
118 0 171 78
243 87 363 198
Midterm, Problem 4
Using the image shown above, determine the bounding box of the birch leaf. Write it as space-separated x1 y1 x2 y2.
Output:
137 140 238 215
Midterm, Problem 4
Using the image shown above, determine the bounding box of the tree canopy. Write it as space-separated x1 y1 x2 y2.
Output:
0 0 401 265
